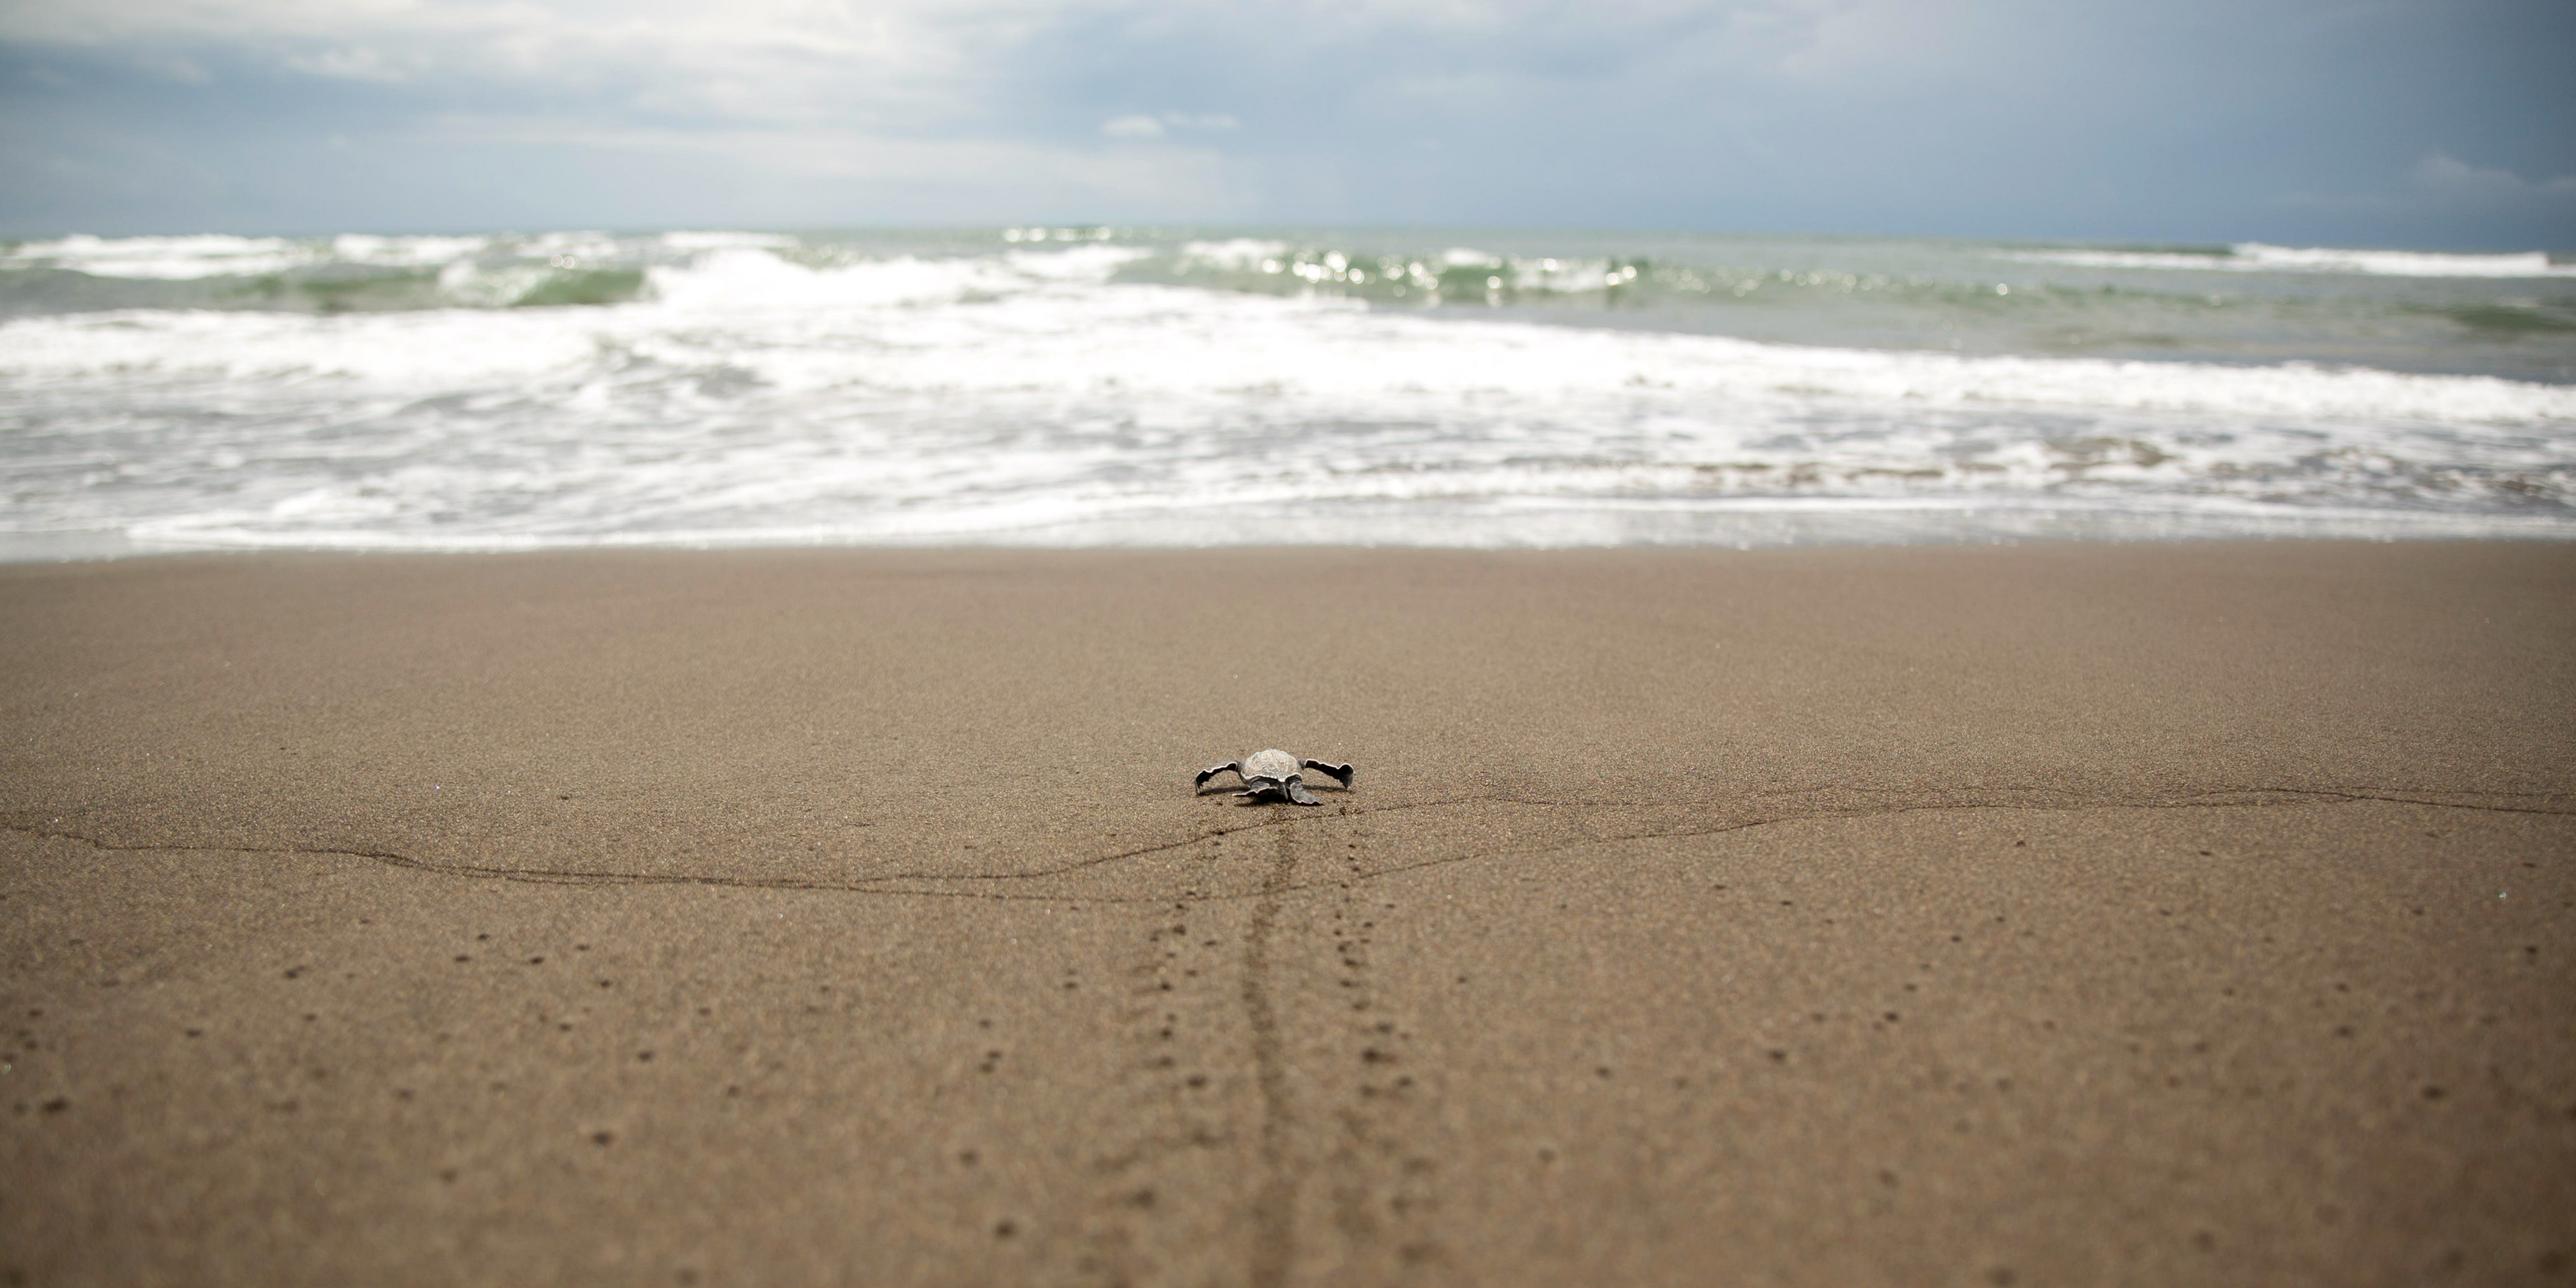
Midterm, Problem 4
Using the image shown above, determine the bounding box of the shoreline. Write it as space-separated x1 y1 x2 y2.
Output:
10 501 2576 566
5 542 2571 1285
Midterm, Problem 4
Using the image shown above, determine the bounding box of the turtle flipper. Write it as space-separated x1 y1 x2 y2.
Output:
1300 759 1354 789
1286 779 1321 806
1196 761 1242 789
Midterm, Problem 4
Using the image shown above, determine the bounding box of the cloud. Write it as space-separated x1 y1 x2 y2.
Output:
281 46 411 82
137 52 212 83
2412 152 2576 205
2 0 2569 242
2273 150 2576 247
1100 111 1238 139
0 0 1823 124
1 0 1037 127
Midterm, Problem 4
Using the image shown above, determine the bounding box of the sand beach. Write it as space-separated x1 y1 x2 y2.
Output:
3 541 2571 1286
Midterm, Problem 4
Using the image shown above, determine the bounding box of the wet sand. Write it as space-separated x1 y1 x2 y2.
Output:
3 542 2572 1287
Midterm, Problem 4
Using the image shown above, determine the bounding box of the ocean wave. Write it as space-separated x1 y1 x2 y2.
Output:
330 233 489 267
1 233 315 279
2007 243 2575 279
2 231 2570 554
1168 240 1647 299
0 232 508 280
1178 238 1290 270
658 230 801 251
6 259 2563 424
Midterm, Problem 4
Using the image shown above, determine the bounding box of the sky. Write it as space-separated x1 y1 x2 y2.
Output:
1 0 2571 247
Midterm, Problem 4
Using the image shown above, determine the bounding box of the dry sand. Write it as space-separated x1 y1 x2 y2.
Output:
2 542 2571 1287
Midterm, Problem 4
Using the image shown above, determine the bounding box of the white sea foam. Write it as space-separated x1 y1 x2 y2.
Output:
2233 244 2571 277
330 234 491 266
2 240 2570 553
0 231 511 278
659 230 801 250
3 233 313 279
638 243 1148 312
0 308 603 383
2009 243 2576 278
1179 239 1290 270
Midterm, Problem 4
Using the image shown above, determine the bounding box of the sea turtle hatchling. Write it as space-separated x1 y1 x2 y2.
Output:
1196 749 1354 806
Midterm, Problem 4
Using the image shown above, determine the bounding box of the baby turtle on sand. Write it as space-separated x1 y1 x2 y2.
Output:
1197 749 1354 806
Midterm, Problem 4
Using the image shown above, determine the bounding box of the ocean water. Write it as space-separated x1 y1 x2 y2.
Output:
2 226 2571 556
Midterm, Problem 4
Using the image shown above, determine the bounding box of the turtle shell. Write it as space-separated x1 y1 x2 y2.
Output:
1241 748 1299 780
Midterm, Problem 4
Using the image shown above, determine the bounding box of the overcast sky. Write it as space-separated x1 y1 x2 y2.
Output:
3 0 2569 246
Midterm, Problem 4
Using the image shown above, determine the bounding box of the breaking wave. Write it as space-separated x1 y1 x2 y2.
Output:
2007 243 2575 279
2 230 2571 554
